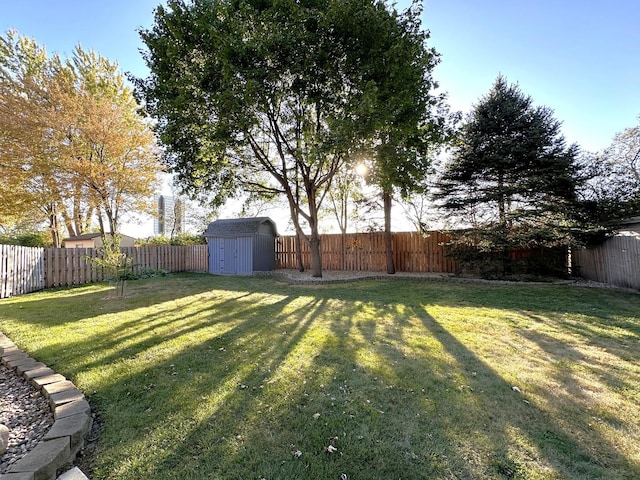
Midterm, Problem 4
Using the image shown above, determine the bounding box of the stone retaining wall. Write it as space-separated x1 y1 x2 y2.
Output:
0 333 91 480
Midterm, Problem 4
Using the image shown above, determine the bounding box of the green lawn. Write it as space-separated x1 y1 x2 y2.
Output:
0 274 638 480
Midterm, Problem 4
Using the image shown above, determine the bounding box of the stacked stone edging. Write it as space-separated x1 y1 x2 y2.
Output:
0 333 91 480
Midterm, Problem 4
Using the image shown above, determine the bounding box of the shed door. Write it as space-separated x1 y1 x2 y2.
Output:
222 238 237 274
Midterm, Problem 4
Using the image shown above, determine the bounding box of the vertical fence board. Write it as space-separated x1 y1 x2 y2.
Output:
572 233 640 290
7 232 638 296
275 231 458 274
1 245 208 298
0 245 45 299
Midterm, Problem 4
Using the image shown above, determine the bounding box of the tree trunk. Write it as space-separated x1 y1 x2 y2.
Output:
383 190 395 274
497 174 507 228
73 195 82 235
307 209 323 277
62 210 77 238
295 231 304 272
306 185 323 278
46 204 61 248
97 210 105 236
83 205 95 233
309 234 322 278
103 205 117 237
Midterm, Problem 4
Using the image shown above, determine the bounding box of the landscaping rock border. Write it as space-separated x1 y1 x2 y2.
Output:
0 333 91 480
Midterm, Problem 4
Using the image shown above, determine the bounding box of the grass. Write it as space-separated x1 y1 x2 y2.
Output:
0 273 638 480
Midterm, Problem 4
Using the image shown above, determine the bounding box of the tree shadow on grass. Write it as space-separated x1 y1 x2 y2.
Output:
0 273 225 327
516 326 639 452
87 293 334 479
39 290 276 376
407 305 639 479
3 275 639 479
518 325 636 394
92 282 638 479
1 274 326 375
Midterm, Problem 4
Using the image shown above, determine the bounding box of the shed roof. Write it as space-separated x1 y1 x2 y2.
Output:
204 217 279 237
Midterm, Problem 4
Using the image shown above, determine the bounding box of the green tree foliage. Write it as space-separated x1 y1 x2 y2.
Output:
0 229 51 247
136 233 205 246
436 76 583 277
357 1 454 273
136 0 441 277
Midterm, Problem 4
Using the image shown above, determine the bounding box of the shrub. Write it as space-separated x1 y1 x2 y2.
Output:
0 231 52 247
136 233 205 246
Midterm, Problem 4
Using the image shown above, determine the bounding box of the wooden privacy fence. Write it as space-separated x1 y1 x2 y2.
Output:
572 233 640 290
276 231 458 273
0 245 46 299
45 245 209 288
0 245 208 297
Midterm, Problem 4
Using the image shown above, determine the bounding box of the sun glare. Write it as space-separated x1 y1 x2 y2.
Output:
355 163 368 176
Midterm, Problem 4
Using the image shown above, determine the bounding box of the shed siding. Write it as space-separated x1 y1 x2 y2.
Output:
253 235 276 271
66 239 95 249
237 237 254 275
205 217 278 274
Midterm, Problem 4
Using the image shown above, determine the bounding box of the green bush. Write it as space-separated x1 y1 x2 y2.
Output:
136 233 205 246
170 232 206 245
0 231 52 247
120 268 170 280
136 235 172 246
445 239 569 280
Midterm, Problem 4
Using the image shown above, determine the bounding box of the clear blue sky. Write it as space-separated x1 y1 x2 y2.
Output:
2 0 639 153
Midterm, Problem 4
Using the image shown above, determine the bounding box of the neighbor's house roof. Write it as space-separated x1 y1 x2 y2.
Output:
63 233 136 242
204 217 279 237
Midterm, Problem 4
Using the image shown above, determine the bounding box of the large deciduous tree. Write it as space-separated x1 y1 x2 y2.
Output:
137 0 442 277
358 1 453 273
64 49 161 236
0 31 161 245
0 32 69 245
435 76 581 275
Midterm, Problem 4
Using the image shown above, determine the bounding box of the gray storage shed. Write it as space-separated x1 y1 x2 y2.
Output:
204 217 279 275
